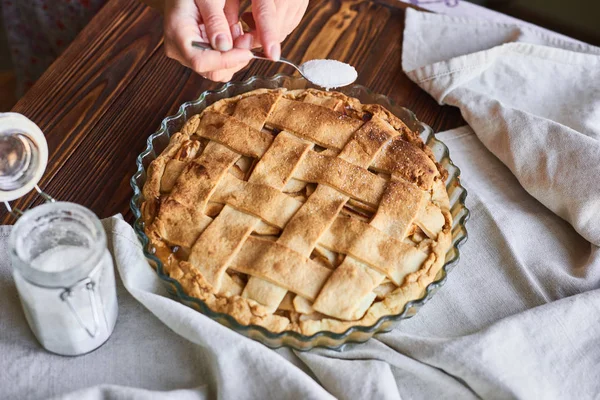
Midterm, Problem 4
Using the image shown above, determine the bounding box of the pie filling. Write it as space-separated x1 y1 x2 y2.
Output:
141 88 452 335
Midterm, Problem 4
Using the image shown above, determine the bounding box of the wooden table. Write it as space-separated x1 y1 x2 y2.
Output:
1 0 464 224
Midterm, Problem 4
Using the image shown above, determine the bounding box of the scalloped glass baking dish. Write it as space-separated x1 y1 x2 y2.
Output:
130 74 469 351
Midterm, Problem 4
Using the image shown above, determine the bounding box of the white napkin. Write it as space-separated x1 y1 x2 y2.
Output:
0 217 332 400
402 8 600 246
3 124 600 399
2 9 600 400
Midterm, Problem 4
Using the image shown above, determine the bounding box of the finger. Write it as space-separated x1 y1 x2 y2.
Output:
199 23 209 43
273 0 289 42
168 45 249 81
168 26 252 73
223 0 242 40
273 0 307 41
206 70 234 82
188 47 253 74
166 9 252 72
164 40 197 72
164 3 204 62
204 60 249 82
252 0 280 60
234 32 256 49
286 0 308 37
196 0 233 51
164 41 186 65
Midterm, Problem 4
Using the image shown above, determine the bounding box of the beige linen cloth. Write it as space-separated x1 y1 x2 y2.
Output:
1 9 600 400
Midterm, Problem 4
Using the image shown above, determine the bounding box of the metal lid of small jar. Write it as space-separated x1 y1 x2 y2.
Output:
0 113 48 203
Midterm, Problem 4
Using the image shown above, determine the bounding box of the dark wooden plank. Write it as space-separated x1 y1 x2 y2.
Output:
2 0 464 224
26 56 205 223
2 0 164 222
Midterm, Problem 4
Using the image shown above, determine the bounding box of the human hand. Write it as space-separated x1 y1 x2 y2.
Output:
163 0 252 82
162 0 309 82
236 0 309 57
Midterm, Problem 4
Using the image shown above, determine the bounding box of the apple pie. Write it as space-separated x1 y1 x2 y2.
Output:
141 88 452 335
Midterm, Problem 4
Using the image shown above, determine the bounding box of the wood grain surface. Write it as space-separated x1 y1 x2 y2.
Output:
1 0 464 224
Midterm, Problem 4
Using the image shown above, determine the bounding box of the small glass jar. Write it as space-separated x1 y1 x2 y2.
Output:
0 112 48 203
10 202 118 356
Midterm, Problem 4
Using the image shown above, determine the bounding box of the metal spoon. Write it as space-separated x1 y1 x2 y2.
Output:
191 41 357 89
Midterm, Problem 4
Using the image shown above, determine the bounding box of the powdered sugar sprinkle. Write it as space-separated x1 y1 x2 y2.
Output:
300 59 358 90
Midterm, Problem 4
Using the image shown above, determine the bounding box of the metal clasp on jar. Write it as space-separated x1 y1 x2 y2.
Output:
60 277 100 338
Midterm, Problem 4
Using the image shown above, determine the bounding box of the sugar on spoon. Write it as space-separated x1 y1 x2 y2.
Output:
191 41 357 90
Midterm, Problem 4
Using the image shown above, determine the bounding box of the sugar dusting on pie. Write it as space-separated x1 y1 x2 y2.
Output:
141 88 452 335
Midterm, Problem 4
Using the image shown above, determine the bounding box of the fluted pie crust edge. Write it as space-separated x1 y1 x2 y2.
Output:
141 88 452 335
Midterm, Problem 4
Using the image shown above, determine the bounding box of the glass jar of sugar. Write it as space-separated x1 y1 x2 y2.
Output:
10 201 118 356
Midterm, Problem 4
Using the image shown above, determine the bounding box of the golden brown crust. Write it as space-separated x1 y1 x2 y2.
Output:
142 88 453 335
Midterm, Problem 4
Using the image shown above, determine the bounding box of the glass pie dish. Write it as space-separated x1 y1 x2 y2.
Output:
130 74 469 351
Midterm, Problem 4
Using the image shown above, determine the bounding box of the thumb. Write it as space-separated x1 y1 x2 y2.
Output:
197 1 233 51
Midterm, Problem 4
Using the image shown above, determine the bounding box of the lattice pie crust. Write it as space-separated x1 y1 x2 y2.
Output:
142 88 452 335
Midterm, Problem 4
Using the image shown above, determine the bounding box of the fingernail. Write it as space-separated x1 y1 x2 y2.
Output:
235 33 253 50
213 34 232 52
231 23 242 40
269 44 281 61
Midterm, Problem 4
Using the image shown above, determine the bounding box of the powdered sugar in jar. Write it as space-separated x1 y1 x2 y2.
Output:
10 202 118 356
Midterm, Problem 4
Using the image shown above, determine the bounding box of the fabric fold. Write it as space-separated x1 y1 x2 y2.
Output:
104 216 334 400
402 8 600 246
2 122 600 398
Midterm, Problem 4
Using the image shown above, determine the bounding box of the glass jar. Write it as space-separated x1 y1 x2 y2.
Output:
0 113 48 203
10 202 118 356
